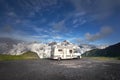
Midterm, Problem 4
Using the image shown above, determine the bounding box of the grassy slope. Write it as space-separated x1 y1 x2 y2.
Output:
0 51 39 61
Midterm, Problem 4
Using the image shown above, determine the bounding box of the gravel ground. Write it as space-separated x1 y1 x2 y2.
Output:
0 58 120 80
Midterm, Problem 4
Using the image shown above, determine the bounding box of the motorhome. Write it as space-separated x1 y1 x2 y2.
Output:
51 44 82 60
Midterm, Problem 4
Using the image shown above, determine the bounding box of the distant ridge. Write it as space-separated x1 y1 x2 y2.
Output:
82 42 120 57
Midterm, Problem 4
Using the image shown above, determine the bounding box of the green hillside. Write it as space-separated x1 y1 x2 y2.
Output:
0 51 39 61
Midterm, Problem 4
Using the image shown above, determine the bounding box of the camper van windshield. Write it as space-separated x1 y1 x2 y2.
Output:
58 49 62 51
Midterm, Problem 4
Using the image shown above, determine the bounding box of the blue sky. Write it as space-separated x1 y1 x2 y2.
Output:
0 0 120 45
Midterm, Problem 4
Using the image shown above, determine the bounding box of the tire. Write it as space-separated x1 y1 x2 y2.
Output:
58 57 61 61
77 56 80 59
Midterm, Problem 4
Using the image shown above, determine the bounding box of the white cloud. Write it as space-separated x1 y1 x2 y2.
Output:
52 20 67 32
73 19 78 24
85 26 113 41
96 44 109 49
33 27 44 33
80 20 86 25
32 35 49 38
7 12 17 17
34 27 41 31
73 19 86 28
15 19 21 23
75 38 82 43
75 12 86 17
53 35 62 39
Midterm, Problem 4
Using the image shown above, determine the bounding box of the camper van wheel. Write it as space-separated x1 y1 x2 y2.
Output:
58 57 61 61
77 56 80 59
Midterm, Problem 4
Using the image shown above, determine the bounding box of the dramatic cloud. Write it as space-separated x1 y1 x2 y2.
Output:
70 0 120 21
70 0 120 12
85 26 113 41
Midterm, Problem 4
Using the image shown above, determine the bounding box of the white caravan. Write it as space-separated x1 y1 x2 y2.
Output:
51 45 82 60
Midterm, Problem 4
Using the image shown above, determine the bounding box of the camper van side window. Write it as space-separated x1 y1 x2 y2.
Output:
74 50 78 53
69 50 72 53
58 49 62 52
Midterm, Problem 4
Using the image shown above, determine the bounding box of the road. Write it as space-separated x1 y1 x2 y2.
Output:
0 58 120 80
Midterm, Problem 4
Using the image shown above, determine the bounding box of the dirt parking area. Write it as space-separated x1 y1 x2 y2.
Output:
0 58 120 80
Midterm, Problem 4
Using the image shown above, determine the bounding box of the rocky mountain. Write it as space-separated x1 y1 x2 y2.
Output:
0 38 109 58
82 42 120 57
79 44 96 54
0 40 78 57
78 44 108 54
0 37 22 54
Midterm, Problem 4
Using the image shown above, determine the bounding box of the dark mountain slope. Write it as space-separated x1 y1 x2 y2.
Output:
82 42 120 57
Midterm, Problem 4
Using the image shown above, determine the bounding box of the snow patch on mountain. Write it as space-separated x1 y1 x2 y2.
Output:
79 44 108 54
